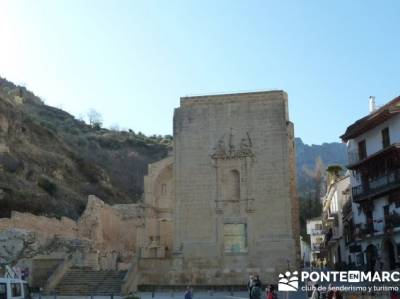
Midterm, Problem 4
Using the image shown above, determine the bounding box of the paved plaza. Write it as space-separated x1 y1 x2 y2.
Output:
32 291 307 299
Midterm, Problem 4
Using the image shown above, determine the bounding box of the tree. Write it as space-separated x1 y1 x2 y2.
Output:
87 109 103 128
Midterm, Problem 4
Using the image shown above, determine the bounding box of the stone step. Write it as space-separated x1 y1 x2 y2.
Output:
54 267 126 295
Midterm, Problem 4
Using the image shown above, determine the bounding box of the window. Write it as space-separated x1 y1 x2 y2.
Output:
358 140 367 160
11 283 21 297
382 127 390 149
0 283 6 299
224 223 247 253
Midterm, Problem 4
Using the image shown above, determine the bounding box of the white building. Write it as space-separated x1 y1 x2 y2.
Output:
321 174 351 269
306 218 324 266
341 96 400 271
300 236 311 267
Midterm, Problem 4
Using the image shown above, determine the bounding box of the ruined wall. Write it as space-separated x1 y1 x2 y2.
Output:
0 212 78 238
0 195 141 278
139 157 174 258
78 196 140 266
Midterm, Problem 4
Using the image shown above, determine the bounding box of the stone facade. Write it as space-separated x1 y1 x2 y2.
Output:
138 90 300 286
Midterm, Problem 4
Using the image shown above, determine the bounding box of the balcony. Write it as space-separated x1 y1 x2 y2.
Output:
347 143 400 170
312 244 321 252
353 223 375 239
385 212 400 232
352 169 400 201
311 229 323 235
348 151 361 166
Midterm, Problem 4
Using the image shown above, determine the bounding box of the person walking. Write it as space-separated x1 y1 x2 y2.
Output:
254 275 262 288
184 286 193 299
247 275 254 299
251 283 262 299
266 285 277 299
311 284 320 299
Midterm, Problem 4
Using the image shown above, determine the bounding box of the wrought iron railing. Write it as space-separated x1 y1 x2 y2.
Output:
353 223 375 239
311 229 323 235
352 169 400 201
312 244 321 251
385 213 400 231
348 151 361 165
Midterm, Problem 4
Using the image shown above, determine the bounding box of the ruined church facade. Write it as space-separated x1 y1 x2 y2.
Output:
138 91 299 286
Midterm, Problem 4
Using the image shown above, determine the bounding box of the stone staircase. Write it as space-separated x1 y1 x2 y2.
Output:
54 267 126 295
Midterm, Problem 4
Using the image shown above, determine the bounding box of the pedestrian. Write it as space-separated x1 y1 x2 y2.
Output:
247 275 254 299
266 284 277 299
251 283 262 299
311 284 320 299
254 275 262 288
184 286 193 299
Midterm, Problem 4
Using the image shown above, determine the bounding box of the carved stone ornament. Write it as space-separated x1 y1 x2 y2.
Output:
211 131 254 160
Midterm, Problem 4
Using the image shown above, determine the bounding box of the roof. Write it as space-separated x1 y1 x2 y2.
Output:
341 96 400 142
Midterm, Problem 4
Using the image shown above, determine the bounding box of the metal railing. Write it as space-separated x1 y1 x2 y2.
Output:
348 151 361 165
312 244 321 251
352 169 400 201
311 229 323 235
385 213 400 231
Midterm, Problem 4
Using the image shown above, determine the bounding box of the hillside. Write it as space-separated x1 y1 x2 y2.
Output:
0 77 170 219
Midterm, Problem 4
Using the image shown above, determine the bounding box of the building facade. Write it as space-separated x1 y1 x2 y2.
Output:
138 91 300 286
307 218 324 267
320 175 351 269
341 96 400 271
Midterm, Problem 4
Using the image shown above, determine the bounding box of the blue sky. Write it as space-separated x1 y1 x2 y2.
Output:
0 0 399 144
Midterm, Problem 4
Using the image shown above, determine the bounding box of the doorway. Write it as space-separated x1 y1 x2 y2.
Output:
382 239 396 270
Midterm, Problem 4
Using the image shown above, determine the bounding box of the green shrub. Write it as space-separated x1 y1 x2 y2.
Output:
0 154 24 173
37 176 57 195
75 158 100 183
76 137 88 147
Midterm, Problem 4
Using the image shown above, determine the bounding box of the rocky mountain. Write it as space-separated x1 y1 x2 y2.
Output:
295 137 348 197
0 77 170 219
0 77 348 219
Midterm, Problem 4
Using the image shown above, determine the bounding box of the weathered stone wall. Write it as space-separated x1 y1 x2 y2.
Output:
78 196 140 265
0 212 78 238
168 90 299 285
0 195 141 286
139 157 174 258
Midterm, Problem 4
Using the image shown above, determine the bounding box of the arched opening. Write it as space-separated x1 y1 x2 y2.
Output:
365 244 378 271
382 239 396 270
224 169 240 201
